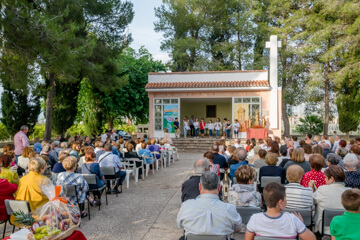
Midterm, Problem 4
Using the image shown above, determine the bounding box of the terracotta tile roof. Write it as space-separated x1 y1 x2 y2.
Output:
148 70 267 75
145 80 269 89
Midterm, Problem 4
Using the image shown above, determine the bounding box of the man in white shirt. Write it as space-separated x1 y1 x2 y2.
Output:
332 135 341 152
98 143 126 194
111 129 118 141
321 135 332 149
101 130 111 143
234 139 243 148
177 171 242 240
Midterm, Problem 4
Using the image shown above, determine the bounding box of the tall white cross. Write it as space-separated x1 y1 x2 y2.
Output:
266 35 281 129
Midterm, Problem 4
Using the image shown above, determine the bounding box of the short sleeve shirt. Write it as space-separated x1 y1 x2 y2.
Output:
330 212 360 240
247 212 306 238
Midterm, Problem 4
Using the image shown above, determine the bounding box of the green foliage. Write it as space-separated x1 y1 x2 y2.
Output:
66 124 86 137
0 123 11 141
52 81 81 136
295 115 324 135
1 84 41 136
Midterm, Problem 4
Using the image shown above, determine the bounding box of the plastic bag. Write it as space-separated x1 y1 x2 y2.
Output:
28 185 81 240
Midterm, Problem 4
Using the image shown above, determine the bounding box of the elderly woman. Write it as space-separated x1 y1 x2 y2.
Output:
0 154 19 185
284 148 311 173
301 154 326 189
313 165 351 234
56 156 89 218
81 151 105 204
312 145 323 155
17 147 33 170
0 169 17 221
16 157 50 211
285 165 313 209
259 153 285 187
228 165 261 207
343 153 360 188
203 151 220 177
52 152 69 174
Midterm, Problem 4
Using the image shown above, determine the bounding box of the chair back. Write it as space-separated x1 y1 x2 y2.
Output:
65 185 78 200
100 166 116 175
77 166 82 174
285 208 312 227
82 174 97 185
186 234 227 240
236 207 262 224
142 155 153 163
260 176 281 188
322 209 345 234
4 200 31 216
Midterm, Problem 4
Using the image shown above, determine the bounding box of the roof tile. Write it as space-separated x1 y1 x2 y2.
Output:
145 80 269 89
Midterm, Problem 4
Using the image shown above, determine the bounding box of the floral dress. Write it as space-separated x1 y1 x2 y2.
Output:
301 169 326 188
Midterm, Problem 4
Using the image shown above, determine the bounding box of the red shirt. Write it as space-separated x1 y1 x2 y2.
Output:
200 122 206 130
0 179 18 221
301 169 326 188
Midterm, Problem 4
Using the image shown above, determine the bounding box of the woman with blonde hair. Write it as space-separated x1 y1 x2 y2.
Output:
69 142 81 159
17 147 33 170
228 165 261 207
284 147 311 173
16 157 50 210
259 153 285 188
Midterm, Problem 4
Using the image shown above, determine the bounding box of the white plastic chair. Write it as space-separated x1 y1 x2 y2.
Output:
151 151 162 170
142 155 155 177
172 146 179 161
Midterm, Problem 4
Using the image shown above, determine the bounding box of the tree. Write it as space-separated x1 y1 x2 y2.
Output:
1 84 41 136
295 115 324 135
52 81 81 137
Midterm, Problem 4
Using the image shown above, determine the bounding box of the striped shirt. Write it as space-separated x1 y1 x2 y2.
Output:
285 183 313 209
56 172 89 204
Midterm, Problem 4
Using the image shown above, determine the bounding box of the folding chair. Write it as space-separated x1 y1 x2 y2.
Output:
100 167 122 197
186 234 227 240
124 157 144 185
142 155 155 176
236 206 262 224
172 146 179 161
82 174 108 213
121 161 136 189
260 176 281 188
321 209 345 236
64 185 90 221
285 208 312 229
1 219 7 238
4 200 31 234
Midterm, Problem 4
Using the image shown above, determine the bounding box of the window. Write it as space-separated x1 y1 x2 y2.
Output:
206 105 216 118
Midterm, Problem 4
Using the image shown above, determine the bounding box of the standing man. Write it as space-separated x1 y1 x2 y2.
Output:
189 115 195 137
14 125 30 161
174 118 180 138
111 129 118 141
101 130 110 143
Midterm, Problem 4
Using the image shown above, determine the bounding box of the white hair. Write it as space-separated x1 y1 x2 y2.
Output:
343 153 358 170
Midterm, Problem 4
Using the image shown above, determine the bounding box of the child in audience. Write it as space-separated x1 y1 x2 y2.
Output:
330 189 360 240
207 119 214 138
245 182 316 240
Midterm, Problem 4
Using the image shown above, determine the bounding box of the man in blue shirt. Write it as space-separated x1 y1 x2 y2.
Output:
230 148 250 179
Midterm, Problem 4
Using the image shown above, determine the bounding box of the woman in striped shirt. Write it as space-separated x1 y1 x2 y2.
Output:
285 165 313 209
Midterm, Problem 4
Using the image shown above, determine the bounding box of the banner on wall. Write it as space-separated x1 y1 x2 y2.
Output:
163 104 178 133
233 103 249 132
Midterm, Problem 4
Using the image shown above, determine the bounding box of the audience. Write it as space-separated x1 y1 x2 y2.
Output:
16 157 50 211
330 189 360 239
245 182 315 240
343 153 360 188
284 148 311 173
285 165 313 209
301 154 326 189
228 165 261 207
203 151 220 176
259 153 285 188
177 171 242 239
0 154 19 185
52 152 69 174
56 156 90 218
0 168 18 222
277 145 290 167
230 148 248 179
17 147 33 170
181 158 209 202
249 146 261 165
313 165 351 234
253 149 267 169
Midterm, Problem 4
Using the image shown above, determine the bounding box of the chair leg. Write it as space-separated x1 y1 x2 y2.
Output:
88 201 91 220
135 168 139 185
126 172 130 189
12 225 15 233
3 221 7 238
105 190 108 205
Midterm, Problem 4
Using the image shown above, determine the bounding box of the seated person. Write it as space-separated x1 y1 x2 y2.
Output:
322 153 341 172
249 146 261 165
52 152 69 174
301 154 326 189
230 148 249 179
17 147 33 170
313 165 351 234
278 145 291 167
253 149 267 169
124 144 143 177
147 138 162 159
177 171 242 240
0 154 19 185
0 169 18 222
343 153 360 188
226 146 237 166
98 143 126 194
285 165 313 209
81 151 105 205
284 148 311 173
204 151 220 176
259 153 285 189
56 156 90 218
138 143 153 161
245 182 315 240
330 189 360 240
181 158 209 202
228 165 261 207
16 157 50 211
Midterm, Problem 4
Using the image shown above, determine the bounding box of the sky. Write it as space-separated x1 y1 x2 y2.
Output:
128 0 171 63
